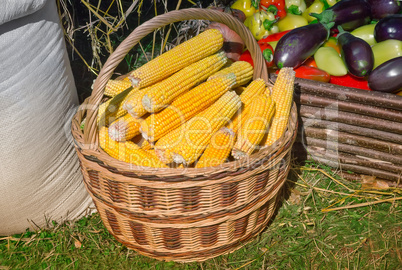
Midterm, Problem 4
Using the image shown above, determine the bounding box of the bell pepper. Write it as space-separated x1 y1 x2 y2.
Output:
257 30 291 50
327 0 339 6
314 46 348 76
371 39 402 68
350 23 377 46
239 43 275 68
397 90 402 96
285 0 306 15
257 30 291 43
302 0 325 22
244 10 280 40
330 74 371 90
277 13 309 31
322 36 341 55
277 65 331 82
259 0 287 19
231 0 258 18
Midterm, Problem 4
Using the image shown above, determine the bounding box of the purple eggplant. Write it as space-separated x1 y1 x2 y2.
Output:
273 22 334 68
374 14 402 42
312 0 371 31
368 0 401 19
368 56 402 92
337 26 374 77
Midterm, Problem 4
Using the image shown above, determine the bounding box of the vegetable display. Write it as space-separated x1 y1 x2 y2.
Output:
226 0 402 93
97 29 296 168
337 26 374 77
368 56 402 92
374 14 402 42
273 20 334 68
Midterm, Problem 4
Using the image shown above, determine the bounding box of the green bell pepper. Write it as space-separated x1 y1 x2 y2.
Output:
371 39 402 68
350 23 377 46
314 46 348 76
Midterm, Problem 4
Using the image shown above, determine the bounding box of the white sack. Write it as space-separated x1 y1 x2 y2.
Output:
0 0 94 235
0 0 47 25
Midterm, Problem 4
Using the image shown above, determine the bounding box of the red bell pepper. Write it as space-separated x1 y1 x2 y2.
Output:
257 30 291 44
259 0 287 19
329 75 371 91
239 43 275 68
276 65 330 83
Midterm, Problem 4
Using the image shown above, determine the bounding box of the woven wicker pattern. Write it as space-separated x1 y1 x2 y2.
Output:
71 8 298 262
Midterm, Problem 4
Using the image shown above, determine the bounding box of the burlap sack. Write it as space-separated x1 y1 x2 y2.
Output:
0 0 94 235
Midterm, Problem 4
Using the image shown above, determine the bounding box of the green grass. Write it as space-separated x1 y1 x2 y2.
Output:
1 162 401 270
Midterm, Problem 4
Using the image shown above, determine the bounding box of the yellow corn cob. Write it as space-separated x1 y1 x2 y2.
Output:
170 91 242 165
98 86 138 126
264 67 295 146
195 127 236 168
104 79 133 97
124 52 227 117
232 94 275 159
208 61 253 87
154 125 184 163
108 114 141 141
98 126 167 168
141 52 228 113
140 139 153 150
239 78 267 105
228 79 267 133
140 73 237 142
122 88 149 119
127 28 224 88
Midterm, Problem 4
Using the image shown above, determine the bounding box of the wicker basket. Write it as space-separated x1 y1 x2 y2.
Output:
279 76 402 182
71 9 298 262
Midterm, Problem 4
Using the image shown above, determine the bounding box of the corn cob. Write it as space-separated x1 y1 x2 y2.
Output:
124 52 227 118
208 61 253 87
195 127 236 168
104 79 133 97
232 94 275 159
239 78 267 105
170 91 242 165
141 52 227 113
127 29 224 88
98 86 138 126
108 114 141 141
140 73 237 142
154 125 184 164
98 126 167 167
228 79 267 133
140 139 153 150
264 67 295 146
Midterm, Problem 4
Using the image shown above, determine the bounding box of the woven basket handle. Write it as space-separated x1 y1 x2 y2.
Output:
84 8 269 146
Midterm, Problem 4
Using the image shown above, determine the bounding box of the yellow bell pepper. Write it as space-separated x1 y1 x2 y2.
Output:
302 0 325 22
244 10 280 40
231 0 258 18
277 13 308 31
285 0 306 15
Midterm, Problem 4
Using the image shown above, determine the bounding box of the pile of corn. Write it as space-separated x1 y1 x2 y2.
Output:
97 28 295 168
